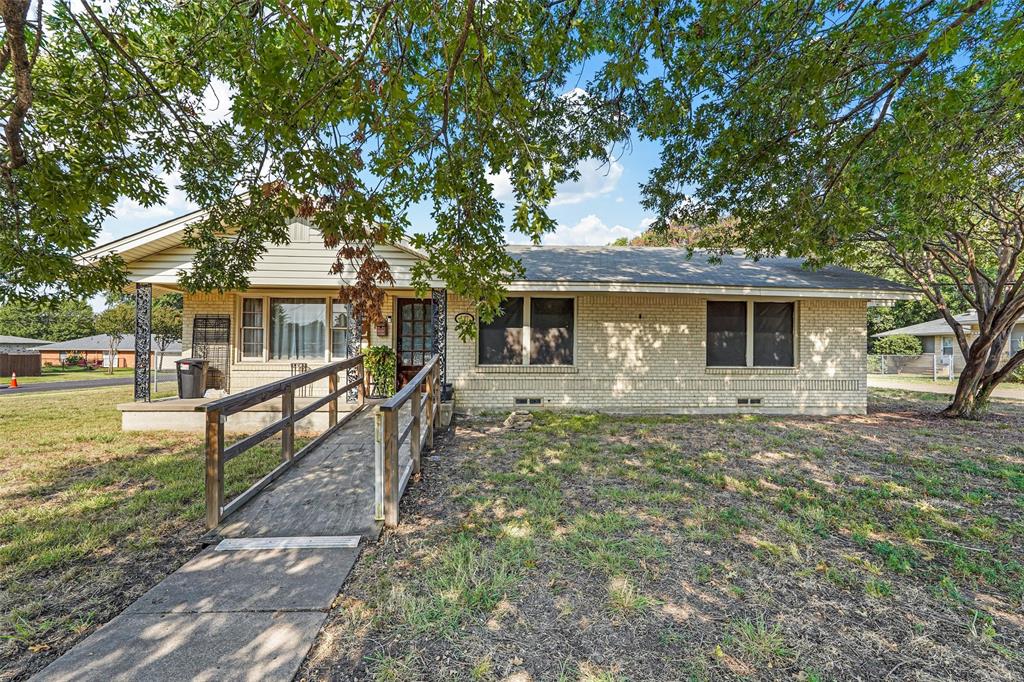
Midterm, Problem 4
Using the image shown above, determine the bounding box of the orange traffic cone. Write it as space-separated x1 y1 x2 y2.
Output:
9 372 17 388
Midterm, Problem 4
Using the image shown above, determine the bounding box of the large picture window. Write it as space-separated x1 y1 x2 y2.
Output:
479 297 524 365
270 298 326 360
707 300 796 368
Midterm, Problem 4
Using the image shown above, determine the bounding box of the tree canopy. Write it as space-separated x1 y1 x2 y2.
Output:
0 0 630 332
2 1 1022 413
0 299 95 341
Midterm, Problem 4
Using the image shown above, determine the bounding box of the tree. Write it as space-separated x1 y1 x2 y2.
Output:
151 305 182 391
93 303 135 374
611 0 1023 417
873 335 924 357
0 299 95 341
0 1 627 336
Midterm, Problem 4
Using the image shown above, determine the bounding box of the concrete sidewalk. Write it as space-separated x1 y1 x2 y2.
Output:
32 546 359 682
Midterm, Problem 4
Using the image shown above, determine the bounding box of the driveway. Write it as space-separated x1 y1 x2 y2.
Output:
0 372 176 396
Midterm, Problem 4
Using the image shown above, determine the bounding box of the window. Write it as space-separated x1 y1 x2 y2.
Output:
479 297 524 365
753 302 794 367
270 298 326 360
478 296 575 366
706 301 747 367
942 337 954 356
530 298 574 365
241 299 264 359
331 300 351 358
706 301 796 368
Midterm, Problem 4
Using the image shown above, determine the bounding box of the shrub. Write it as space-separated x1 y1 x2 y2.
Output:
872 334 923 356
364 345 397 397
1010 364 1024 384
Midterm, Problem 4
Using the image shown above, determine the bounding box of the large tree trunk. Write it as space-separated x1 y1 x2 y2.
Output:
942 333 1023 418
941 334 996 418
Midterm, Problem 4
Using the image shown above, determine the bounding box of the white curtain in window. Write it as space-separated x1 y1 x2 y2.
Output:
271 299 325 360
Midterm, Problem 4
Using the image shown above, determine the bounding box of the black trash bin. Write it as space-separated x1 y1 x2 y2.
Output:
175 358 209 399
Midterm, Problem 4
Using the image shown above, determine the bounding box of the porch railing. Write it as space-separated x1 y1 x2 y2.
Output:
200 355 366 528
375 354 441 527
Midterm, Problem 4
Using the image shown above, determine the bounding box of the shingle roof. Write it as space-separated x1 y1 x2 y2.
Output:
507 246 915 293
874 311 1024 337
0 334 51 345
33 334 183 353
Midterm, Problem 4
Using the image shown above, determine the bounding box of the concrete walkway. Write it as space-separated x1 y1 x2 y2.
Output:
868 375 1024 401
35 404 413 682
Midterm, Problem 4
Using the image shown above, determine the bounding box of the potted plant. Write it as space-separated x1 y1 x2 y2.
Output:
364 345 396 398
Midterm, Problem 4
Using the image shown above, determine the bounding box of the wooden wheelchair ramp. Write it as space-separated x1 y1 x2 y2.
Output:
35 356 441 682
208 402 412 541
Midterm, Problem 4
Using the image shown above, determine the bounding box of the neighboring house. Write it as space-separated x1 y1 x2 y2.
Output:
0 334 50 352
81 211 913 415
874 311 1024 368
34 334 184 370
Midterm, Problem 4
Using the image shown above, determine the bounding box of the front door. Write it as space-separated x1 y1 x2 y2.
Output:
395 299 432 387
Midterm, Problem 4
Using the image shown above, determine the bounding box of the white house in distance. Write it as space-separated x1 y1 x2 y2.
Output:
82 209 914 417
875 310 1024 368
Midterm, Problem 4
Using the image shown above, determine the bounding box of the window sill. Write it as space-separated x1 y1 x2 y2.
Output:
705 366 800 375
474 364 578 374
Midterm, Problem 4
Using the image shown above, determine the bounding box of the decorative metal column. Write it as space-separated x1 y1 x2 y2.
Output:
431 288 447 390
134 283 152 402
346 307 363 403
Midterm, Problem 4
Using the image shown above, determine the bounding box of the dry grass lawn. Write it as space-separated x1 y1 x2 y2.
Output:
0 386 280 681
301 390 1024 681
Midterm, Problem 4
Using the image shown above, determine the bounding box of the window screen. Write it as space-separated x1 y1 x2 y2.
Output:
753 302 795 367
479 297 524 364
530 298 574 365
707 301 748 367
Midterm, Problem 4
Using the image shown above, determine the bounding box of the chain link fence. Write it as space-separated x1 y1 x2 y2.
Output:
868 353 957 380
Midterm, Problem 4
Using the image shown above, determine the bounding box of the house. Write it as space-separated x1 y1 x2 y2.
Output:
34 334 184 370
81 210 913 416
0 334 50 352
874 311 1024 368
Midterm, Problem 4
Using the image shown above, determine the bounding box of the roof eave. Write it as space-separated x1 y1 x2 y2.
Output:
504 280 917 300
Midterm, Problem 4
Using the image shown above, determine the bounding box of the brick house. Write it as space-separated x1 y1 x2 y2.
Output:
83 210 913 415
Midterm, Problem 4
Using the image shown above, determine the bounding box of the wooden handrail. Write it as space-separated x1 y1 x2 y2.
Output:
375 354 442 528
201 354 367 529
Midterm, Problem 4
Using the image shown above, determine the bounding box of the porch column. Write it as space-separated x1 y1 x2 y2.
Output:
134 283 152 402
431 288 447 389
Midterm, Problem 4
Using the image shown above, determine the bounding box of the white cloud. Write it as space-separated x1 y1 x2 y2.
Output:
487 153 623 208
487 168 514 202
113 171 196 223
543 214 652 246
550 157 624 207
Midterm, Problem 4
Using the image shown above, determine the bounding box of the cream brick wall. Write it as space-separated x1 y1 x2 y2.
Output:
446 293 868 415
183 290 869 414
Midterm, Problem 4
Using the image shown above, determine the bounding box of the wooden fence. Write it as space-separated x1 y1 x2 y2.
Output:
200 355 366 528
375 354 441 527
0 352 41 377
